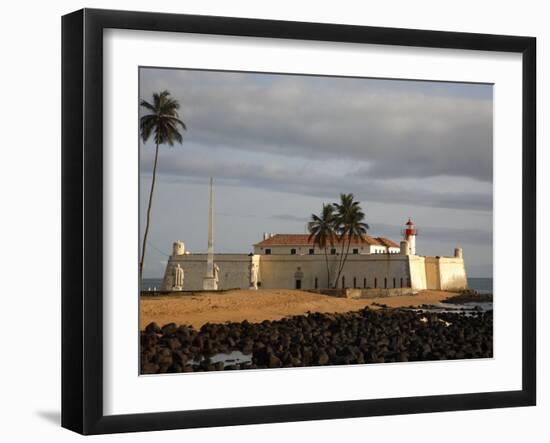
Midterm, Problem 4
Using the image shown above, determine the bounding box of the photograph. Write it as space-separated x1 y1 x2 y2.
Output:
0 0 543 439
138 67 494 374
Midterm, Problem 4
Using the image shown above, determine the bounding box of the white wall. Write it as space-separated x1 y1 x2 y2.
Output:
438 257 469 291
0 0 546 442
259 254 411 290
163 253 413 290
162 254 253 290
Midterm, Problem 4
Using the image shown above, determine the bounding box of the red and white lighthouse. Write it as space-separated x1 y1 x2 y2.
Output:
403 218 417 255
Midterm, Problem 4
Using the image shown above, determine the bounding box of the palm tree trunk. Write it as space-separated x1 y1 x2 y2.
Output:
139 139 160 281
334 236 346 289
324 246 331 288
332 236 347 288
340 236 353 280
334 235 352 288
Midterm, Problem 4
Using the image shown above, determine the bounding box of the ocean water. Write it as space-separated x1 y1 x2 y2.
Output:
142 277 493 293
467 278 493 294
141 278 164 291
191 350 253 369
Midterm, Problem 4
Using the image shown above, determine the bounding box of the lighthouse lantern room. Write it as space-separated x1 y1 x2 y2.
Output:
403 218 417 255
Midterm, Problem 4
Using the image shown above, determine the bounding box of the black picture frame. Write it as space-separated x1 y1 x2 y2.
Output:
62 8 536 435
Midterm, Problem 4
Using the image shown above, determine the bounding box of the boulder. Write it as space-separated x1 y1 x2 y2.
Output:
145 322 161 334
141 362 159 374
161 323 178 336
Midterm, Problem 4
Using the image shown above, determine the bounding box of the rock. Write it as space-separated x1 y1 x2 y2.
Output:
145 322 161 334
268 353 282 368
155 348 173 366
177 325 192 335
166 337 182 350
161 323 178 336
169 363 183 373
141 307 493 373
142 346 156 362
141 362 159 374
397 352 409 362
172 350 189 365
316 350 329 365
141 333 158 348
158 363 171 373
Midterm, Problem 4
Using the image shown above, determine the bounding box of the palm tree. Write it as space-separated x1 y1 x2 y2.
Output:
308 204 337 288
139 90 186 280
332 193 369 288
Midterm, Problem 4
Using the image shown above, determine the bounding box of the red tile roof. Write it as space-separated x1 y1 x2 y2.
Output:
254 234 399 248
377 237 400 248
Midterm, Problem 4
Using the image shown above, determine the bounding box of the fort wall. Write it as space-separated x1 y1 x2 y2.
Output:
438 256 468 291
162 253 415 291
425 256 441 289
408 255 427 290
162 254 251 291
161 250 467 292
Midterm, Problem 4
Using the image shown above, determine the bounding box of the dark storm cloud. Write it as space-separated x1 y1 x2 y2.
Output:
371 223 492 245
140 69 493 183
141 145 492 212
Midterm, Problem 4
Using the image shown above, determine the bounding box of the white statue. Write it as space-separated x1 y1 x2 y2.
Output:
172 264 184 291
249 262 259 290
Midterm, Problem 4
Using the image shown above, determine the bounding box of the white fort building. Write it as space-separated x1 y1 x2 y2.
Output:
161 180 468 293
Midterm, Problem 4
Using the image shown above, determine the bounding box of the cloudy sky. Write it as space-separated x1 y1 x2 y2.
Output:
139 67 493 279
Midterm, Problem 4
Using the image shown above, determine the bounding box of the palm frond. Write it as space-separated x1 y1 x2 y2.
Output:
140 90 187 145
140 99 157 113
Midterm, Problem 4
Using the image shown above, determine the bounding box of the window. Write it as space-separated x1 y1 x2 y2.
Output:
384 277 387 289
374 278 377 288
314 277 318 289
363 278 367 288
309 248 314 255
265 248 271 255
330 248 336 255
400 278 403 288
352 248 359 255
290 248 297 255
353 277 357 288
393 277 396 288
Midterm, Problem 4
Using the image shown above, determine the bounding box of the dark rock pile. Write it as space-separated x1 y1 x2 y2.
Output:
443 292 493 304
140 308 492 374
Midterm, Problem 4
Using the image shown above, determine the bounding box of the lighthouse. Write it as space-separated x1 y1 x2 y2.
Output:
403 218 417 255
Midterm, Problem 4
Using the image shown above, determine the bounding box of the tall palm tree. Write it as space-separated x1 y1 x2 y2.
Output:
139 90 186 280
308 204 337 288
332 193 369 288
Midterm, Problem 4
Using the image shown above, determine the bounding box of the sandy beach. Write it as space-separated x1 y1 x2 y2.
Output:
140 289 457 330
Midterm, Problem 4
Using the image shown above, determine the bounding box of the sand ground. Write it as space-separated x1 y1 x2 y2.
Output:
140 289 457 330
